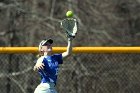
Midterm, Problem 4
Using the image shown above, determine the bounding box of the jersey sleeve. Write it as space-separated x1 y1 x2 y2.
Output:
54 54 63 64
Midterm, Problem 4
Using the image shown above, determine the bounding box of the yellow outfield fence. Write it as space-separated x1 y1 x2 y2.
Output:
0 47 140 93
0 47 140 53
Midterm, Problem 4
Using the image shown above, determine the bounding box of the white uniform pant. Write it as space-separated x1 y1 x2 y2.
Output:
34 83 57 93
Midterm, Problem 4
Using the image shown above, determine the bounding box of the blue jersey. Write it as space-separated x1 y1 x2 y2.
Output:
37 54 63 84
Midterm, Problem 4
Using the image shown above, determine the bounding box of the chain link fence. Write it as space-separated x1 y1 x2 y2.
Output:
0 53 140 93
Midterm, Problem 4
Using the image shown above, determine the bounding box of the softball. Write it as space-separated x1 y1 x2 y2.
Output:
66 11 73 17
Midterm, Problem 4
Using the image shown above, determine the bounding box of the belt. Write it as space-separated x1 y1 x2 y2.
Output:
39 82 55 88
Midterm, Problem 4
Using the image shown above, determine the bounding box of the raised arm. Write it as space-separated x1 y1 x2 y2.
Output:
62 38 73 59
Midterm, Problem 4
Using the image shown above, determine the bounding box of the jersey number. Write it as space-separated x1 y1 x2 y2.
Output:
55 68 59 75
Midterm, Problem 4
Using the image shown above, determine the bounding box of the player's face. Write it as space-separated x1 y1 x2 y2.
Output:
41 43 52 52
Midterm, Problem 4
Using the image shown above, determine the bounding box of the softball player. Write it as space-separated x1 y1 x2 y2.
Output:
34 37 73 93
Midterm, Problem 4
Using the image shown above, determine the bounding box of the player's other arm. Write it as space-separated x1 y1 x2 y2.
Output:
33 56 44 71
62 38 73 59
